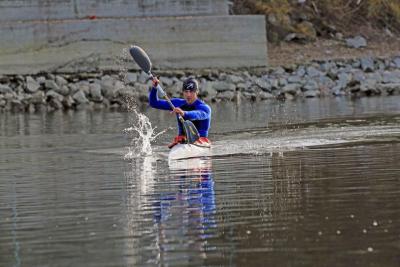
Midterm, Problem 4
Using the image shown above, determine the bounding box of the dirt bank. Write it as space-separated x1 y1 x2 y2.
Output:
269 36 400 67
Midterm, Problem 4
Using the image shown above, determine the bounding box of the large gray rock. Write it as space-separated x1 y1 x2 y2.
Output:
382 71 400 83
360 79 378 93
44 80 60 91
77 81 90 97
55 75 68 87
26 76 40 93
318 76 335 89
273 67 286 76
306 66 323 78
73 90 89 104
68 83 79 94
346 36 367 48
365 72 382 83
101 76 117 99
56 85 70 96
360 57 374 72
279 78 288 87
0 83 13 94
254 78 271 91
337 72 352 88
89 83 103 102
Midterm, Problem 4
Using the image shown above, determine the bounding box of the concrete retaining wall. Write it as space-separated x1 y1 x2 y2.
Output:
0 15 267 74
0 0 228 21
0 0 267 74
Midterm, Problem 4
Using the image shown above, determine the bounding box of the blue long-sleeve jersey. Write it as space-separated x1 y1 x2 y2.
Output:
149 87 211 137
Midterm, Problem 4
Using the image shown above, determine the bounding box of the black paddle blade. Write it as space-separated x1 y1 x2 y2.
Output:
129 45 152 74
183 120 200 144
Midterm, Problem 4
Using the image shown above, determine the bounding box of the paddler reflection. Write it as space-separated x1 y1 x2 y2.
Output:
154 158 217 265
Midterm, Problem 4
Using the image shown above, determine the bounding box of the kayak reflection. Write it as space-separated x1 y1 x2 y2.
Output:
154 157 217 265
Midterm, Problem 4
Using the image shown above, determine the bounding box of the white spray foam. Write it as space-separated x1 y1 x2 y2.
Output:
124 109 168 159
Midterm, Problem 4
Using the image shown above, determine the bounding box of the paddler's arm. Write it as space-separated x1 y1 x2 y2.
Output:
182 104 211 121
149 86 171 110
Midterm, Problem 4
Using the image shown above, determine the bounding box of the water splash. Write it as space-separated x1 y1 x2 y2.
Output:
124 109 169 159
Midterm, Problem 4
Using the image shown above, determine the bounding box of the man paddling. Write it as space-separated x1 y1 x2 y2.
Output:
149 77 211 148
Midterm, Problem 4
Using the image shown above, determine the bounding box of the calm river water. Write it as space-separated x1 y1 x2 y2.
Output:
1 96 400 267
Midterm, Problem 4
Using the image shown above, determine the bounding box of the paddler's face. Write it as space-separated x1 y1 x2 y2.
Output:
183 90 198 104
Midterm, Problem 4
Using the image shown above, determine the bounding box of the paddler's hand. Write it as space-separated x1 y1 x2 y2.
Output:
171 107 185 116
152 77 159 88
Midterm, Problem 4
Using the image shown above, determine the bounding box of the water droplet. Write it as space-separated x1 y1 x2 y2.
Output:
325 216 329 220
367 247 373 252
246 230 251 234
350 214 355 219
336 230 341 235
90 232 96 236
384 229 388 233
318 231 322 236
85 217 89 221
112 224 117 228
373 220 378 226
363 229 367 234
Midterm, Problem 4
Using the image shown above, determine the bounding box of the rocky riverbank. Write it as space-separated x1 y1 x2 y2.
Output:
1 55 400 113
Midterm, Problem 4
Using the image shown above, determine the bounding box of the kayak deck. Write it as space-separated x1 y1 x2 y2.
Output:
168 143 211 160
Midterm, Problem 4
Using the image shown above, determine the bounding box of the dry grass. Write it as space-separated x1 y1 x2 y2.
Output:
234 0 400 35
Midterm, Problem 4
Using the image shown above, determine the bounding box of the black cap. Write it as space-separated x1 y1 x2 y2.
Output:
182 78 198 91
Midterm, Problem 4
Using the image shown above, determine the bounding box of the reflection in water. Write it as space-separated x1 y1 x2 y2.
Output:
124 156 158 266
124 157 217 265
11 179 21 267
155 159 216 265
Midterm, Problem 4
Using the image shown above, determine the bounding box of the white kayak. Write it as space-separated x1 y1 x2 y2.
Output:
168 143 211 160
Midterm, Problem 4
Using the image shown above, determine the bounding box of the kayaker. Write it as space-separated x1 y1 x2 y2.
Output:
149 77 211 148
